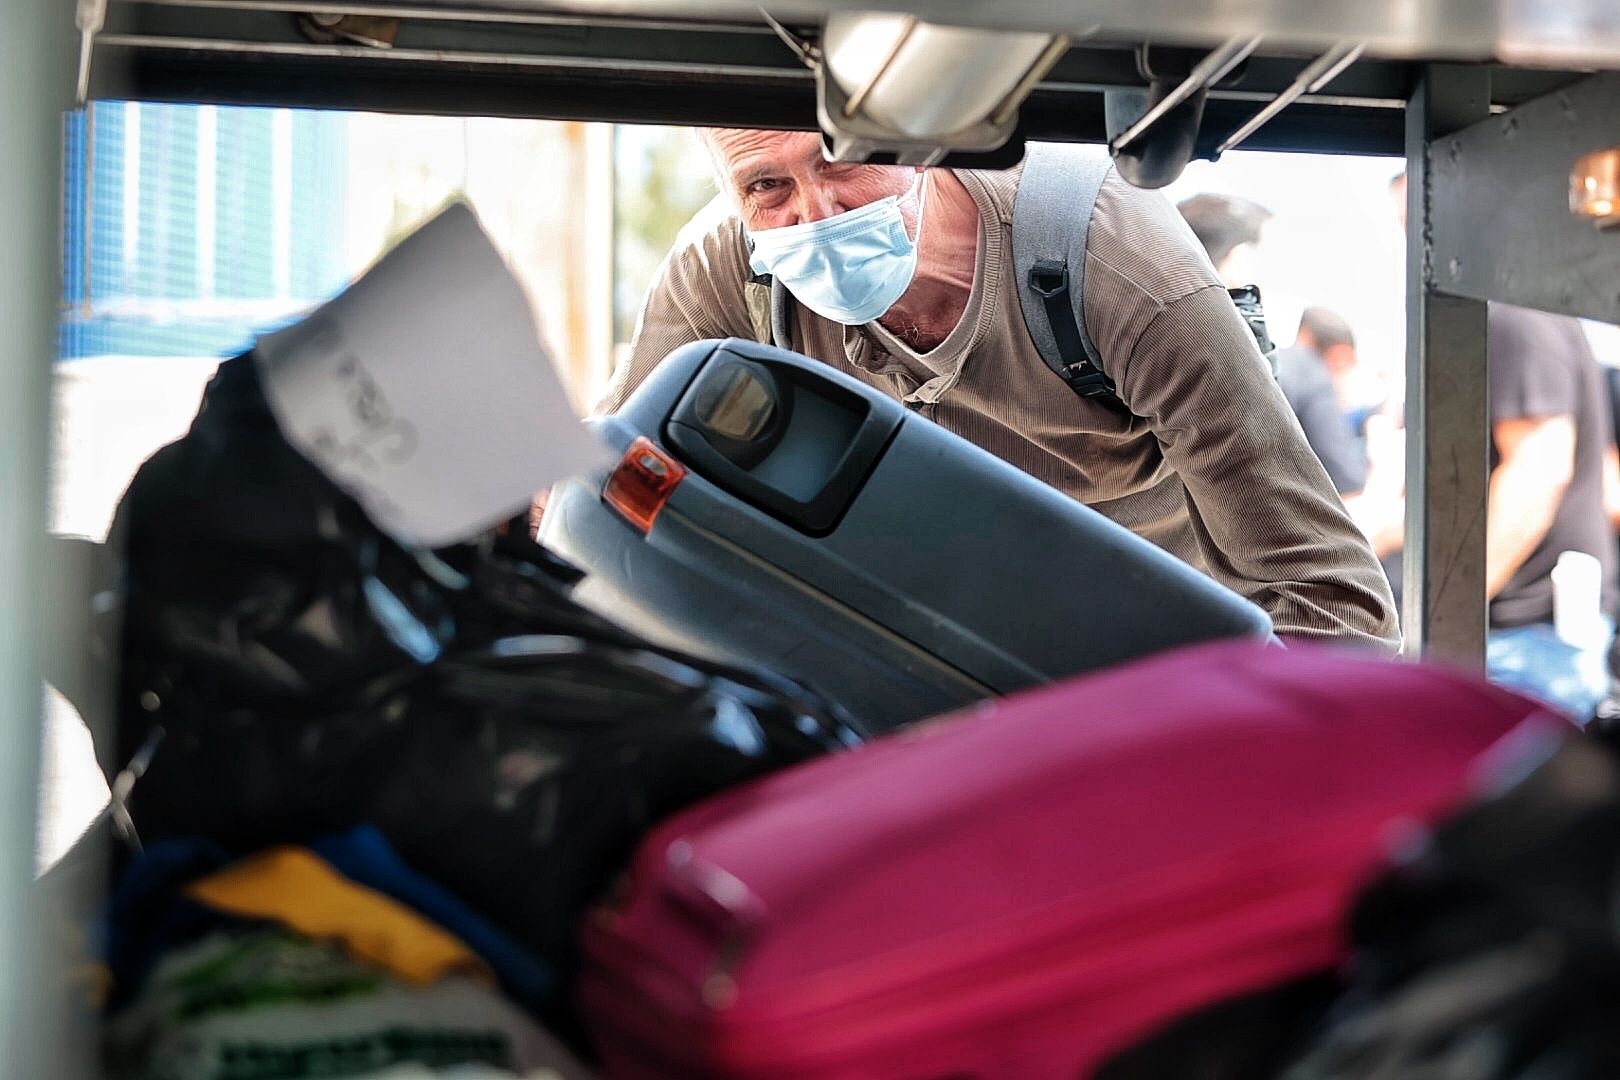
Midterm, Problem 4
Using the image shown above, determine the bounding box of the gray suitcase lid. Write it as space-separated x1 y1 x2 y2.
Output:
588 339 1271 689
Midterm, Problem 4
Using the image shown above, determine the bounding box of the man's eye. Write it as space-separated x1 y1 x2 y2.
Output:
748 178 784 195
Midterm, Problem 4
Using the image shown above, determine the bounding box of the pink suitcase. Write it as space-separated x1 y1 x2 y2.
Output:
579 641 1559 1079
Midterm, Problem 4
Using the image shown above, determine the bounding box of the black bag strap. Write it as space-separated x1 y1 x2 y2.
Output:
1228 283 1281 378
1010 144 1130 415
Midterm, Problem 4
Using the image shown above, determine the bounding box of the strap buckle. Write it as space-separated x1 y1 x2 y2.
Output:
1065 366 1117 397
1028 259 1070 300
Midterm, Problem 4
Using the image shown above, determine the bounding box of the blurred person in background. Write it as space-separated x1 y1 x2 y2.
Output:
1176 193 1272 291
1482 304 1617 720
1176 191 1305 345
1278 307 1408 599
1178 196 1370 497
1275 307 1368 496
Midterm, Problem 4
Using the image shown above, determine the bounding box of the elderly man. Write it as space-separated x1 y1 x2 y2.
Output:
599 129 1398 651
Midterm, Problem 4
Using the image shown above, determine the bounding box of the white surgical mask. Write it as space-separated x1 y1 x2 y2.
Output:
747 178 924 326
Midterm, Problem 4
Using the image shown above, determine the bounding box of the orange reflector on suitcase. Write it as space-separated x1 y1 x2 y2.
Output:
604 436 687 534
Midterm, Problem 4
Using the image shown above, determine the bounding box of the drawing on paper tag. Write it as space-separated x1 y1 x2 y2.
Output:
254 202 612 547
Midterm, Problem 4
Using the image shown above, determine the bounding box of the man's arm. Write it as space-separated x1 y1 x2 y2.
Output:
1105 283 1399 651
1486 414 1576 598
1082 177 1397 651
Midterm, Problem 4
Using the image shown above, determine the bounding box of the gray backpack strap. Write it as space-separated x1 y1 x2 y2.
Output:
1011 144 1131 416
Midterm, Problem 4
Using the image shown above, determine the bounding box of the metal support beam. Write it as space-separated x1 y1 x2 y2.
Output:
0 0 71 1078
1403 64 1491 664
1429 71 1620 323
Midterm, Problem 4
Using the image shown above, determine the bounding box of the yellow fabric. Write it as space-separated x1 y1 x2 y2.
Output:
185 847 492 988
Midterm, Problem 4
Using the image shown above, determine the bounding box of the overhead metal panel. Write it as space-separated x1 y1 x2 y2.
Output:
448 0 1620 65
1429 71 1620 324
90 2 1591 154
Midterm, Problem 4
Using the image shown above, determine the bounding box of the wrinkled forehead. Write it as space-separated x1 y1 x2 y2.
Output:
700 128 919 195
702 129 821 178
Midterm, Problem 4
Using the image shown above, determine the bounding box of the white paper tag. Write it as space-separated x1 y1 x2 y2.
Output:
253 202 612 548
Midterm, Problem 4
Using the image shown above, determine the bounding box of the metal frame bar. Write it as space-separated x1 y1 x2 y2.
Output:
1213 41 1364 156
1108 34 1262 151
1403 63 1492 663
125 0 778 32
0 0 69 1076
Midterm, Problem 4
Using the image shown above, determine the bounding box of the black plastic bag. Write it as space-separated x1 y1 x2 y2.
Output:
1283 725 1620 1080
104 353 865 1016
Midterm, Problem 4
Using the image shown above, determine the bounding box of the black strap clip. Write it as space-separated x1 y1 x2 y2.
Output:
1027 259 1127 413
1029 259 1070 300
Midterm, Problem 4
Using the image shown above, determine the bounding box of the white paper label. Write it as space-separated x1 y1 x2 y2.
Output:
253 202 612 547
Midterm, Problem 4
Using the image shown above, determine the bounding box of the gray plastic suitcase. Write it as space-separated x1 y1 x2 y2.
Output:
542 338 1271 730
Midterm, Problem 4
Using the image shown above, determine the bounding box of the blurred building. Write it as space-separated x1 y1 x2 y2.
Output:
56 104 643 406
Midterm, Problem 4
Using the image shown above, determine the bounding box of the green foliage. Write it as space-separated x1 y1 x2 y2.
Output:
613 127 715 343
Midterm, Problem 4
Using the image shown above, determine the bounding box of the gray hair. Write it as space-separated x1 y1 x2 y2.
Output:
690 127 731 199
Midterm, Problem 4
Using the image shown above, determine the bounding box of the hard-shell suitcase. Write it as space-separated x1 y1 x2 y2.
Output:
577 641 1561 1080
542 338 1270 729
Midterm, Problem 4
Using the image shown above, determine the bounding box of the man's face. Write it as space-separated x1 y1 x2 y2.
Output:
708 129 921 234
